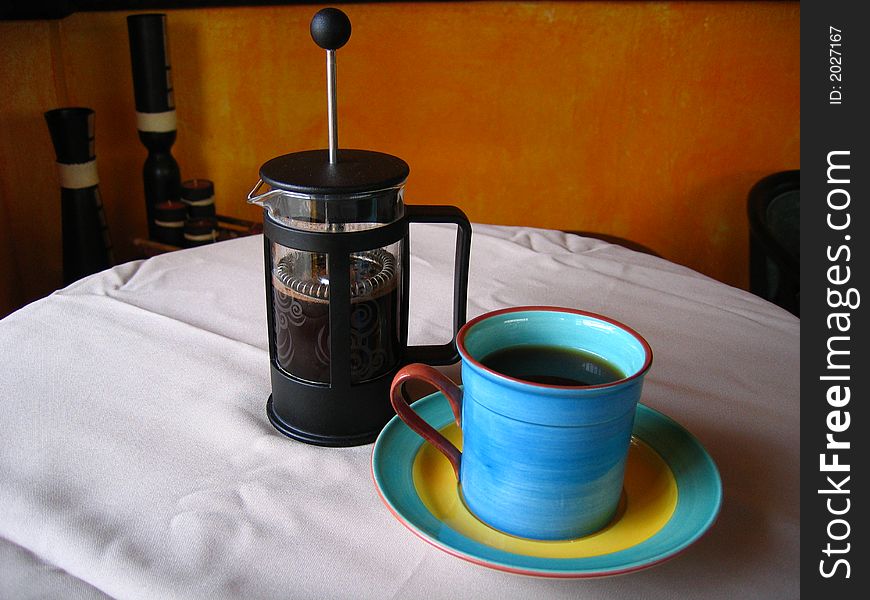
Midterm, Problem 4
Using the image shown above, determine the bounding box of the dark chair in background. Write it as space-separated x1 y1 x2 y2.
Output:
748 170 799 317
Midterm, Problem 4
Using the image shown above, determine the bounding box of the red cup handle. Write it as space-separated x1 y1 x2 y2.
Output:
390 364 463 479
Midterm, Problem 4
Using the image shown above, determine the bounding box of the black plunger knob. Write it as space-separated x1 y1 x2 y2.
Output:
310 8 352 50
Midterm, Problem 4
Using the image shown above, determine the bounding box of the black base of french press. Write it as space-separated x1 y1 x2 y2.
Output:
266 395 383 447
265 360 400 447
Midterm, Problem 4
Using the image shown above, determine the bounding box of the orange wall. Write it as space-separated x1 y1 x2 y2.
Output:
0 2 799 317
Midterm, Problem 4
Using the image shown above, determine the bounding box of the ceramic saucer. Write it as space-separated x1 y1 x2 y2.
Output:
371 391 721 578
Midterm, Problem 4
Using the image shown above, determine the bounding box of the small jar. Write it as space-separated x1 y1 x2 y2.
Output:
184 217 217 247
181 178 216 223
154 200 186 247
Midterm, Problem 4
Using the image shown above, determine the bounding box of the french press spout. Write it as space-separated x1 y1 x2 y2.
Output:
248 8 472 447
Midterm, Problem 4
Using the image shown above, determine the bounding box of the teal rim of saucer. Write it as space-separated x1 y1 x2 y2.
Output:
371 392 722 578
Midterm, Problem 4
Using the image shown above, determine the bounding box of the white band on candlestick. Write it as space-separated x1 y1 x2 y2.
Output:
182 196 215 207
136 110 177 133
184 232 216 242
154 219 185 228
57 160 99 189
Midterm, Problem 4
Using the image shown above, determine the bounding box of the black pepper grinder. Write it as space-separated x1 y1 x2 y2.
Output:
248 8 472 447
44 107 114 284
127 13 181 240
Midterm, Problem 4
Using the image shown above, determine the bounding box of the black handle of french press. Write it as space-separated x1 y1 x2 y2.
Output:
404 205 472 366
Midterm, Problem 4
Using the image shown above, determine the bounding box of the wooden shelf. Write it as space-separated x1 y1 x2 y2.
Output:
133 215 262 258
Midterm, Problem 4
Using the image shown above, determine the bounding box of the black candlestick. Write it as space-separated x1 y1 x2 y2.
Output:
127 13 181 240
44 107 114 284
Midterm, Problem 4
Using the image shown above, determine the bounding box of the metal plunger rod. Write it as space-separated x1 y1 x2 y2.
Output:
310 8 352 165
327 49 338 164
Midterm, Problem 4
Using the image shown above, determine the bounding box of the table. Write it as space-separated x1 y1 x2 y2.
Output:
0 223 799 599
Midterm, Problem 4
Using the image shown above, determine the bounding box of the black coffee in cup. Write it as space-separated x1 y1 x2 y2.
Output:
480 345 625 386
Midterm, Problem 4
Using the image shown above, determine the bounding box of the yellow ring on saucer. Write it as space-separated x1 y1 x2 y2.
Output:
412 423 678 558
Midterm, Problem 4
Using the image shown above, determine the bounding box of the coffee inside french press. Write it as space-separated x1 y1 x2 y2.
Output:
272 223 400 384
248 8 472 447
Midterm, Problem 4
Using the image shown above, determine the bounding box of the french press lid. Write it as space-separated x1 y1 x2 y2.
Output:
259 149 409 196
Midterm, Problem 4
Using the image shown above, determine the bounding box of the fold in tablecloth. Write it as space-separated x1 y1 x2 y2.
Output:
0 224 799 599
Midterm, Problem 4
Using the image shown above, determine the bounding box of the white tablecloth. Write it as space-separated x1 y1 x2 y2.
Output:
0 223 799 599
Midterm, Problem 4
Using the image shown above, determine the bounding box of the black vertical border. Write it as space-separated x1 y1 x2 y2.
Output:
802 0 868 595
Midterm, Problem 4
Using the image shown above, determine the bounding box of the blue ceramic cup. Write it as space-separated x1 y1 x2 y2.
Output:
390 306 653 540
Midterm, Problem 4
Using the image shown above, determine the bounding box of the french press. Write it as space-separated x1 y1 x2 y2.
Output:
248 8 471 447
